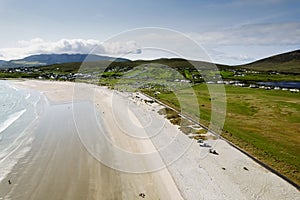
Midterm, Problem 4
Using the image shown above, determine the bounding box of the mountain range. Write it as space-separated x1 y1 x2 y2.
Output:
0 54 130 68
0 50 299 73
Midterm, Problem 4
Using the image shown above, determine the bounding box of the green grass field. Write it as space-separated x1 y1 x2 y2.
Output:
220 70 300 82
145 84 300 185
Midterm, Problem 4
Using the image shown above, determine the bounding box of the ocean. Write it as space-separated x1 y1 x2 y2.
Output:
0 80 47 182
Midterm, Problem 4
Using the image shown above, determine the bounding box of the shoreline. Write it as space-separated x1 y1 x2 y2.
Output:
0 80 299 199
1 80 185 200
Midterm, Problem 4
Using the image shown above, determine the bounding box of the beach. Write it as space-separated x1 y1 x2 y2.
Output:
0 80 299 200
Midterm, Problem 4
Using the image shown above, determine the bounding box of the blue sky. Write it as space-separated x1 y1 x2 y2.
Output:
0 0 299 64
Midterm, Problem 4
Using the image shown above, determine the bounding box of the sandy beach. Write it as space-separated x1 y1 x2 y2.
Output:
0 80 299 200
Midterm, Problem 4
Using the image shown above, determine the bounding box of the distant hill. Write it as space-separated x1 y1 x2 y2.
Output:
141 51 300 74
1 50 299 74
236 50 300 74
0 54 130 68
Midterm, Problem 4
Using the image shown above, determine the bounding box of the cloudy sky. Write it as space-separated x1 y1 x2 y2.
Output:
0 0 299 64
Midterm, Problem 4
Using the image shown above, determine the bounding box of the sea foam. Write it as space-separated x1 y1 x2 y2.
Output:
0 109 26 134
25 93 31 99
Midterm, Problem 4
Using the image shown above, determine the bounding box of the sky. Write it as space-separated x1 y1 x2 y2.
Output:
0 0 299 65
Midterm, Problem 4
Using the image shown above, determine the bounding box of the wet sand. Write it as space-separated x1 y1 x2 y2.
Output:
0 80 183 200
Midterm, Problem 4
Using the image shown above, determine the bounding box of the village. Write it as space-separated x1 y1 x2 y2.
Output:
1 65 299 93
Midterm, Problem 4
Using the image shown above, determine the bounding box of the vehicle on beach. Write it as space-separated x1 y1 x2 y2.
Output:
209 148 219 155
199 142 211 147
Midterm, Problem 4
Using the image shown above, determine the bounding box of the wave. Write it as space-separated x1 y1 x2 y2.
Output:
25 94 31 99
6 84 19 91
0 82 44 183
0 127 34 182
0 109 26 134
0 107 38 182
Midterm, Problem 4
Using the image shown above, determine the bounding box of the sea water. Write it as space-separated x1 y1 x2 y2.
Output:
0 81 46 182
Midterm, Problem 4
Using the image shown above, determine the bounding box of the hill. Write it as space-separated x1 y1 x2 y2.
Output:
236 50 300 74
125 50 300 74
1 49 299 74
0 54 130 68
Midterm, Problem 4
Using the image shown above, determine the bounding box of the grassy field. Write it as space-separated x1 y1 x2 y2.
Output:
144 84 300 185
220 70 300 82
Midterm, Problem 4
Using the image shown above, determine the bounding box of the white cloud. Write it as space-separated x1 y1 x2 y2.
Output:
0 38 141 60
17 38 44 46
0 23 298 65
190 22 300 46
207 48 255 64
186 22 300 64
101 41 142 55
